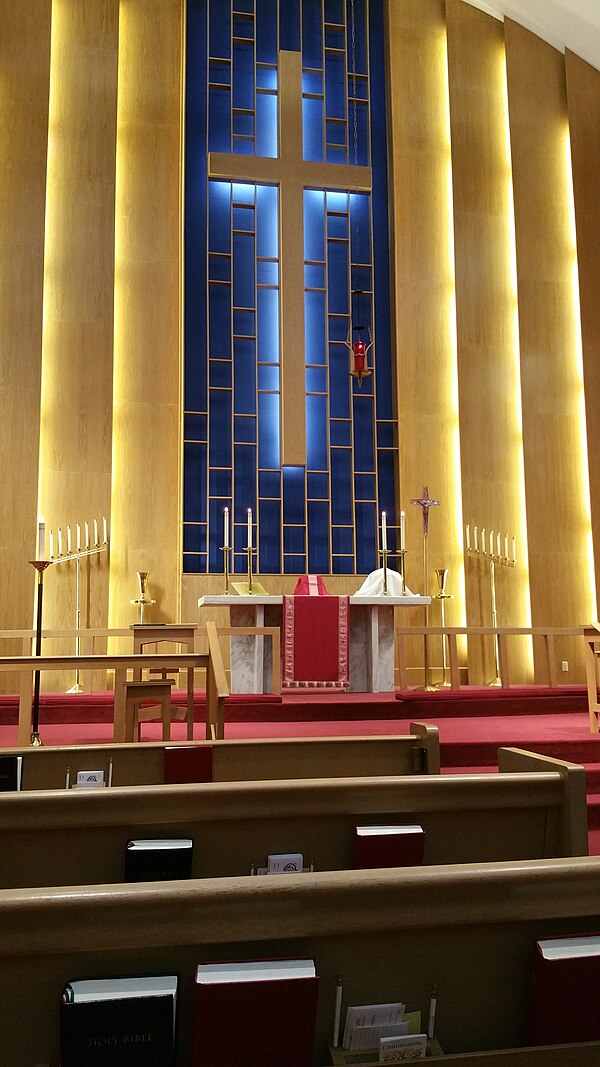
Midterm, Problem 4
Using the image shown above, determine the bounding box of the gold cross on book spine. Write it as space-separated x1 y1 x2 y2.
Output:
208 50 372 467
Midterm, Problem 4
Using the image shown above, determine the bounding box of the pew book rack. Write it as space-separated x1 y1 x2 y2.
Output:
328 1037 445 1062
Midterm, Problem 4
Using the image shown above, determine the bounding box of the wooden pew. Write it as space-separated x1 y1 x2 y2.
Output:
0 722 440 790
2 856 600 1065
0 748 587 889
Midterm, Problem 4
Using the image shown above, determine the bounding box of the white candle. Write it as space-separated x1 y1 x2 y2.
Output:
224 506 229 548
497 531 501 559
474 526 478 552
466 523 470 551
58 527 63 556
49 530 54 559
76 523 81 552
85 521 89 549
37 519 45 559
400 510 405 552
381 511 387 552
247 508 252 550
67 525 72 553
504 533 509 559
481 528 485 555
94 518 99 546
512 536 516 563
103 516 108 544
490 529 494 556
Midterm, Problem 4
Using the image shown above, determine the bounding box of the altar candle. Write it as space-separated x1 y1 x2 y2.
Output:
497 531 501 559
76 523 81 552
224 506 229 548
466 524 470 551
381 511 387 552
49 530 54 560
37 519 45 559
94 518 99 546
67 525 72 553
481 528 485 555
400 510 405 552
504 533 509 560
103 516 108 544
490 529 494 556
85 521 89 549
58 527 63 556
512 536 516 564
247 508 252 549
474 526 478 551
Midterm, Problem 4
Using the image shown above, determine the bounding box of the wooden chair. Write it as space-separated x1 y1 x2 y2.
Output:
123 678 176 742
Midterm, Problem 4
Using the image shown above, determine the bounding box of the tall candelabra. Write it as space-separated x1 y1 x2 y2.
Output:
411 487 441 691
49 517 110 691
433 568 454 688
466 524 516 686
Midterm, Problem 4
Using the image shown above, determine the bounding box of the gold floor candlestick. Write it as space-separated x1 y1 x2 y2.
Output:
488 558 501 687
433 568 454 688
420 534 436 691
28 560 52 747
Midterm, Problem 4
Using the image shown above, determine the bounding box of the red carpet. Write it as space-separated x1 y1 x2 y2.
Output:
3 685 600 854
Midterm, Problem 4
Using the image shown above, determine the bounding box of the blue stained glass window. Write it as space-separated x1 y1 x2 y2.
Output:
257 185 278 257
302 98 323 162
256 0 277 63
283 466 305 524
257 288 279 361
259 498 281 571
308 501 329 571
187 0 395 575
307 394 328 470
258 392 280 468
256 94 278 156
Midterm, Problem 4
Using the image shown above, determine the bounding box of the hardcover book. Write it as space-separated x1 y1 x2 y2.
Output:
124 838 193 882
0 754 22 791
192 957 319 1067
354 825 425 869
526 932 600 1044
60 974 177 1066
163 745 213 784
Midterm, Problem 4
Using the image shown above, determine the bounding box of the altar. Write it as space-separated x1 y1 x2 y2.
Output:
197 594 430 694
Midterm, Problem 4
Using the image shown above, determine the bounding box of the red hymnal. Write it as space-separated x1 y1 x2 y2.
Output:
163 745 213 784
353 825 425 869
191 958 318 1067
526 933 600 1045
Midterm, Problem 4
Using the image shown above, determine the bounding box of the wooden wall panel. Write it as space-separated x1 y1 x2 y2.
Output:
566 50 600 620
0 2 51 690
447 0 532 683
108 0 184 629
387 0 466 680
37 0 119 688
505 20 595 678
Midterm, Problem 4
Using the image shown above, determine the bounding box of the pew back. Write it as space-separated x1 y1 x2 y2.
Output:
0 722 440 789
0 748 587 890
2 857 600 1065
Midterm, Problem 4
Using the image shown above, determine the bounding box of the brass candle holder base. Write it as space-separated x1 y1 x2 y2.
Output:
30 732 43 747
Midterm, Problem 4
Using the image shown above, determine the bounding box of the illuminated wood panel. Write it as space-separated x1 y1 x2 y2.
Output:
38 0 119 679
109 0 184 628
387 0 465 641
446 0 531 683
505 20 595 678
566 50 600 619
0 1 51 689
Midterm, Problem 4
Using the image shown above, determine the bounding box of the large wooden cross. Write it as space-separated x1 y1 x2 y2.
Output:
208 50 372 467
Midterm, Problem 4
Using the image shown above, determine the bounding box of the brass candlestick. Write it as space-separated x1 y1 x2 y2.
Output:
28 560 52 746
411 487 441 692
231 547 268 595
466 526 517 687
379 548 390 595
397 548 407 595
130 570 156 624
433 568 454 688
221 545 232 593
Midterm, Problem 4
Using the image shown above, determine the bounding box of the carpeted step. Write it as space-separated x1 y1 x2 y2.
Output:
586 794 600 831
588 828 600 856
584 763 600 792
441 765 498 775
